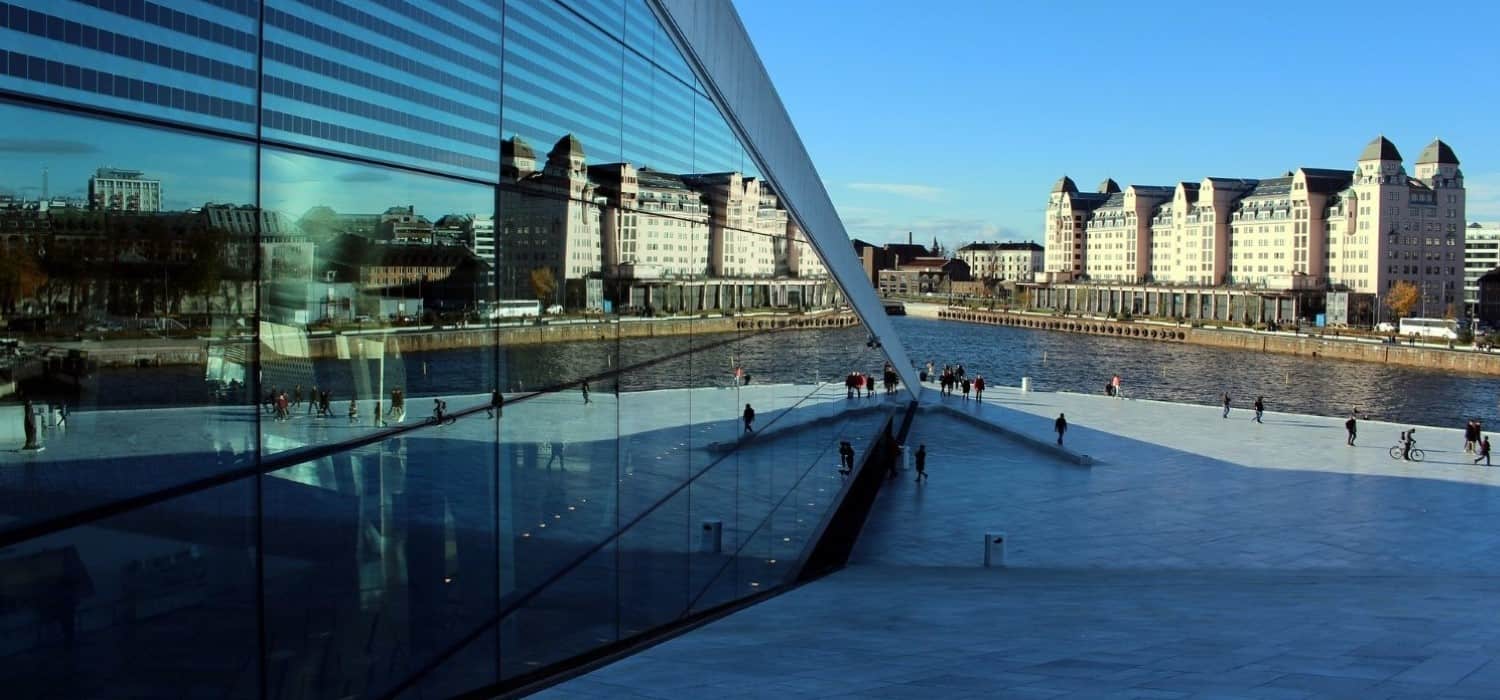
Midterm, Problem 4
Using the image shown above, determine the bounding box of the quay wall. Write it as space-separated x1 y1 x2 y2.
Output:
934 308 1500 377
46 312 861 368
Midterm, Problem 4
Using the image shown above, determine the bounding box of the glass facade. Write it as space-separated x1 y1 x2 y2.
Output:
0 1 904 697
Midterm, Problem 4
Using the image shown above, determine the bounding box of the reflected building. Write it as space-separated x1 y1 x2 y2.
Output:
0 1 917 698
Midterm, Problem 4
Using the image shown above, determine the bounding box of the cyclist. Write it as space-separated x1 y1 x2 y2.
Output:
1401 428 1417 461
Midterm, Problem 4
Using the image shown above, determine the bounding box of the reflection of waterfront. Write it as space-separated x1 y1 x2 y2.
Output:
28 326 876 409
896 316 1500 430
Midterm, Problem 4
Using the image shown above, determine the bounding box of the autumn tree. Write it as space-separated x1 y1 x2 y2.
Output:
0 242 47 315
1384 280 1420 319
529 266 557 311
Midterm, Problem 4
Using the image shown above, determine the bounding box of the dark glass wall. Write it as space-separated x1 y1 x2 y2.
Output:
0 1 899 697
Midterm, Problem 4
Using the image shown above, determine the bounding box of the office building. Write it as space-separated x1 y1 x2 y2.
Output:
0 2 916 697
1464 222 1500 312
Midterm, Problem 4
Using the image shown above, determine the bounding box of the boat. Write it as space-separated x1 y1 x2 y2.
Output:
883 301 906 316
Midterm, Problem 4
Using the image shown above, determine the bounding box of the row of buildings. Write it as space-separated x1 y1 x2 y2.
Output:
854 236 1044 297
1033 137 1471 324
1 138 839 324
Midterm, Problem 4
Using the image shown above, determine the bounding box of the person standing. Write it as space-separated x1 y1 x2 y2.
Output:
742 403 755 433
960 376 971 400
1111 374 1122 399
1221 392 1231 419
581 380 591 404
1055 413 1067 446
1465 420 1478 453
21 397 39 451
914 444 928 483
308 385 319 415
838 441 854 475
1253 396 1265 424
1476 436 1492 466
292 384 303 409
974 375 985 402
1345 414 1358 446
347 398 359 424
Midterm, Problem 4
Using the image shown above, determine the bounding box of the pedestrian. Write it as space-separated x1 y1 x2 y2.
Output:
487 388 504 419
347 398 359 424
292 384 303 409
742 403 755 433
1253 396 1264 424
308 385 319 415
1345 414 1357 446
961 376 971 400
914 444 927 482
581 380 591 404
1055 413 1067 446
1221 392 1231 419
1476 436 1492 466
838 441 854 475
373 400 386 427
1111 374 1122 399
21 397 39 451
974 375 985 402
1465 420 1478 453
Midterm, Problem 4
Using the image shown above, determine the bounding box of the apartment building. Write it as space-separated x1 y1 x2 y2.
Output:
1464 222 1500 310
1044 137 1466 311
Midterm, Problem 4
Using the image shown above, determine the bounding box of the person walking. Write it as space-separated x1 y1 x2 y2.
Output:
1221 392 1231 419
1345 414 1357 446
1253 396 1265 424
347 398 359 424
1476 436 1492 466
838 441 854 475
1055 413 1067 446
308 385 319 415
742 403 755 434
974 375 985 402
487 388 504 419
914 444 928 483
1465 420 1478 453
960 376 971 400
292 384 303 409
581 380 591 404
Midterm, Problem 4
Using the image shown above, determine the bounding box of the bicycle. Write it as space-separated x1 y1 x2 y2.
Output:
1388 444 1424 462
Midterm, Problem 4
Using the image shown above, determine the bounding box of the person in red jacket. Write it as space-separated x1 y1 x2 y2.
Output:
974 375 985 402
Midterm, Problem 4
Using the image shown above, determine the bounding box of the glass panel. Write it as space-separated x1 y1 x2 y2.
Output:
260 0 501 179
0 480 257 697
0 101 255 530
0 0 259 134
257 147 496 457
262 428 498 699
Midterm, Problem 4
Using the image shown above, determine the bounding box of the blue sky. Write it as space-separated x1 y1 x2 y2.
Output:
736 0 1500 253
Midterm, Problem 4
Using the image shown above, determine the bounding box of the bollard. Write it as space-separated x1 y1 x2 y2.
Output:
700 519 723 554
1020 377 1032 392
984 532 1007 568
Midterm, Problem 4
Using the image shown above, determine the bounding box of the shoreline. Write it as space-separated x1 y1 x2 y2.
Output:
13 310 861 371
906 302 1500 377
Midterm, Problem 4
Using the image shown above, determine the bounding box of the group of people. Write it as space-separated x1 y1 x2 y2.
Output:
1216 392 1266 423
264 384 337 421
843 366 901 398
932 364 985 401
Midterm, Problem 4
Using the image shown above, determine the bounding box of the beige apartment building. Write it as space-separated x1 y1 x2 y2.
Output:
1044 136 1466 312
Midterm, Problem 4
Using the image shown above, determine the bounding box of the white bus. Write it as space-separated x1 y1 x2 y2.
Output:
485 299 541 319
1398 317 1458 339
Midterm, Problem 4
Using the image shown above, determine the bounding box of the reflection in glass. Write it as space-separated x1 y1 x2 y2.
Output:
0 101 256 528
258 148 496 455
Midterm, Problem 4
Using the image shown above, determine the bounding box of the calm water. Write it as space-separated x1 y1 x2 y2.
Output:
29 325 884 410
893 316 1500 430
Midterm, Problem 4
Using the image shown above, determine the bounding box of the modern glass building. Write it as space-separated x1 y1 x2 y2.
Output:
0 0 915 697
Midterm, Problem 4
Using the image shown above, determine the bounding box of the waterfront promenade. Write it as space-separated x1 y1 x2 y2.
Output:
546 385 1500 698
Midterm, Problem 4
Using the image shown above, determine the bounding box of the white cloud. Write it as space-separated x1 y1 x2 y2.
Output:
847 182 944 200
